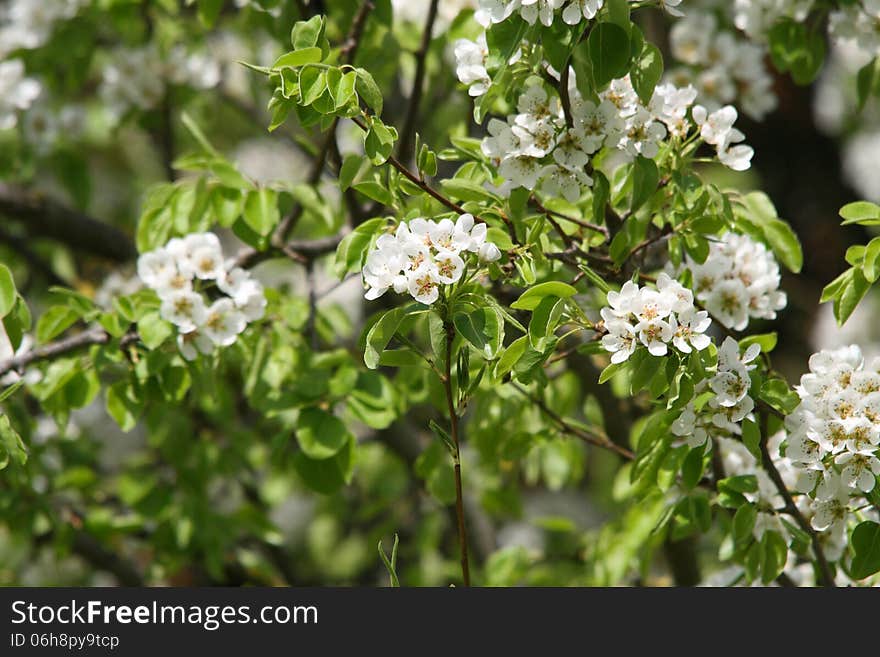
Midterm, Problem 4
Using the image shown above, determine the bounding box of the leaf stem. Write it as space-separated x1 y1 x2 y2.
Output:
443 316 471 586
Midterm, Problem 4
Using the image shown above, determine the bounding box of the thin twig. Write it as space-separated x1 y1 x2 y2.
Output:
758 409 836 587
397 0 439 164
513 384 634 460
0 327 112 378
442 320 470 586
0 183 136 262
273 0 375 246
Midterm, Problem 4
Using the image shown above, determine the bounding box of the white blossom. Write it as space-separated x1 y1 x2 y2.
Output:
686 232 787 331
599 278 710 363
137 232 266 358
361 215 502 304
0 59 40 130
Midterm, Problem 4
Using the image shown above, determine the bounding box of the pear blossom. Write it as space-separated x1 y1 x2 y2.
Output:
160 290 207 333
599 278 711 364
361 215 503 304
202 299 247 347
685 232 786 331
0 59 41 130
137 232 266 358
454 35 490 97
671 338 762 449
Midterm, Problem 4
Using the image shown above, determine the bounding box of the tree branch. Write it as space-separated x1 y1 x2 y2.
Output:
272 0 374 246
443 319 471 586
0 184 136 262
513 384 634 460
396 0 439 164
758 409 836 587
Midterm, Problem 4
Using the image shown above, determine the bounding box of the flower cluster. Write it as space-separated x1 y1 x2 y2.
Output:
0 59 41 130
784 346 880 540
599 273 711 363
362 214 502 305
480 74 753 200
718 431 798 540
475 0 682 27
137 233 266 361
684 232 786 331
0 0 82 56
669 10 777 120
671 337 761 448
830 1 880 59
454 34 491 98
692 105 754 171
733 0 815 40
100 45 220 121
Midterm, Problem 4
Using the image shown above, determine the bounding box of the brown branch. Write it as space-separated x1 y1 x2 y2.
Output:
396 0 439 164
233 232 347 270
531 197 609 238
758 409 836 588
70 530 144 586
273 0 374 247
513 384 634 460
443 319 471 586
0 225 67 287
0 327 111 378
0 183 136 262
0 232 344 379
351 116 473 218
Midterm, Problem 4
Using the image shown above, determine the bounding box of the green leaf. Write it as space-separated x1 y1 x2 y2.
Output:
494 335 529 380
272 47 323 70
767 19 825 85
857 58 880 111
588 22 631 88
760 530 788 583
355 68 384 115
296 407 353 459
378 534 400 587
739 332 777 354
454 307 504 360
137 311 173 350
719 474 758 494
352 180 394 205
291 15 327 52
105 381 142 433
527 296 564 352
36 306 80 344
631 156 658 213
759 378 800 415
680 446 705 490
364 306 415 369
485 14 529 70
197 0 223 27
334 218 384 278
242 188 280 236
840 200 880 225
835 267 870 326
736 192 803 273
510 281 577 310
440 179 499 204
292 434 355 494
850 520 880 579
863 236 880 282
630 43 663 105
733 504 757 542
364 119 397 165
332 71 357 109
0 264 15 318
298 66 326 106
741 418 762 460
0 414 27 470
